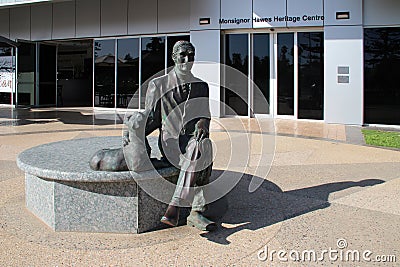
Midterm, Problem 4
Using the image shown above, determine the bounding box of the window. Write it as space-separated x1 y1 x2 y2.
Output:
140 37 165 108
253 33 270 114
223 34 248 116
277 33 294 116
364 27 400 125
117 38 139 108
94 39 115 108
298 32 324 120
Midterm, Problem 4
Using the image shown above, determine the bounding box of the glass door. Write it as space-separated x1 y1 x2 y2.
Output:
222 31 324 120
17 41 36 106
222 33 249 116
275 32 295 117
253 33 271 115
271 31 324 120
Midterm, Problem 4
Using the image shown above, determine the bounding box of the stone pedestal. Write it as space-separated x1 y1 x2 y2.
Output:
17 136 179 233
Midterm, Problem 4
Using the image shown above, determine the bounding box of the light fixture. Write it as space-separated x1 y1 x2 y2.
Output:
199 18 211 25
336 12 350 20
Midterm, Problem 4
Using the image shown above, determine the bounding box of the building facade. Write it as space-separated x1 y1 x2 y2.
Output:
0 0 399 125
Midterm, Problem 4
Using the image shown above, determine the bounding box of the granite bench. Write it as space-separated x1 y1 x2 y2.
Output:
16 136 181 234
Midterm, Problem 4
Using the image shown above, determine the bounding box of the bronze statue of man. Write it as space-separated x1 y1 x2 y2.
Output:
89 40 216 231
144 40 216 231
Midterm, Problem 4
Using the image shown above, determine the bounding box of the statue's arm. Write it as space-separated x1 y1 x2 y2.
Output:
195 82 211 140
144 80 162 136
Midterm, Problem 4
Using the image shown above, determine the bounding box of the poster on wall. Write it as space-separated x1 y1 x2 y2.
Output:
0 56 16 93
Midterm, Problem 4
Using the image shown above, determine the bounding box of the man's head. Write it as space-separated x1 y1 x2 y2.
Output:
172 41 195 76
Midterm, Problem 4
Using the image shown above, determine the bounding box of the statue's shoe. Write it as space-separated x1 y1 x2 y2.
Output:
160 216 178 227
187 211 217 231
161 205 180 227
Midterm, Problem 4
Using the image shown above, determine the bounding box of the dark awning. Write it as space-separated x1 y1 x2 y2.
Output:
0 36 19 47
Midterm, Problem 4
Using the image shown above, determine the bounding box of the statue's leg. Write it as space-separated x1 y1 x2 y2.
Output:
187 165 217 231
187 138 217 231
161 137 191 227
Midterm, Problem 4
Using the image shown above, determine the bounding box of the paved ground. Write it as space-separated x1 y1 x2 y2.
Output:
0 107 399 266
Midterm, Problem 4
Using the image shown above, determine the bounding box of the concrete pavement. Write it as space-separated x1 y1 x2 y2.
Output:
0 107 399 266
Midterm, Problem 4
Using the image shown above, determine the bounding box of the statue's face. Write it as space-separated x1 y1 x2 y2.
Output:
173 46 195 74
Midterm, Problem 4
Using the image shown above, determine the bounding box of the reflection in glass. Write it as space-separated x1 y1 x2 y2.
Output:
364 27 400 125
94 39 115 108
277 33 294 116
141 37 165 108
167 35 190 68
253 33 270 114
298 32 324 120
224 34 248 116
117 38 139 108
0 46 14 105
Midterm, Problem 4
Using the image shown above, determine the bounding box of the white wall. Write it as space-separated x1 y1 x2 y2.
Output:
323 0 363 124
287 0 323 27
253 0 286 28
128 0 157 35
10 6 30 40
190 30 221 117
4 0 192 40
364 0 400 26
190 0 220 31
220 0 252 29
324 0 362 26
0 9 10 38
76 0 100 38
31 3 52 40
101 0 128 37
158 0 190 33
52 1 75 40
324 26 363 124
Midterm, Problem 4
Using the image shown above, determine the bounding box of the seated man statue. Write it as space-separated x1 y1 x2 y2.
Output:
89 40 216 231
143 40 216 231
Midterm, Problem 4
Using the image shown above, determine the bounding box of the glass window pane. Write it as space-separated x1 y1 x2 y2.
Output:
0 46 14 105
253 33 270 114
94 39 115 108
167 35 190 69
141 37 165 108
117 38 139 108
277 33 294 116
364 27 400 125
17 42 36 106
298 32 324 120
223 34 248 116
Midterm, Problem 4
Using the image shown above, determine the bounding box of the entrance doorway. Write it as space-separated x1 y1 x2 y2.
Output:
222 31 324 120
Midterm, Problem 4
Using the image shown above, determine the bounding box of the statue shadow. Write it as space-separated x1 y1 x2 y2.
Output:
200 170 384 245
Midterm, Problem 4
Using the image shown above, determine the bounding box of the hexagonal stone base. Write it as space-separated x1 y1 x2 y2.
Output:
18 136 179 233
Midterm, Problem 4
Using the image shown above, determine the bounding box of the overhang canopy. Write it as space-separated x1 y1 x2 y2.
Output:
0 36 19 47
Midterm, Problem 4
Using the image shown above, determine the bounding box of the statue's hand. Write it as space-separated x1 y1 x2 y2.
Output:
195 119 210 141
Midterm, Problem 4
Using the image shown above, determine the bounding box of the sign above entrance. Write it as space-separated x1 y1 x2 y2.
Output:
219 14 324 28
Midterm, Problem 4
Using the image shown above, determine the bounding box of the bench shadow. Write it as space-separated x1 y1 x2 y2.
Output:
200 170 384 245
